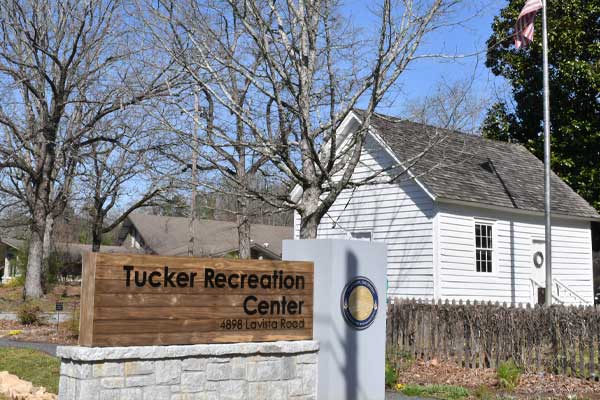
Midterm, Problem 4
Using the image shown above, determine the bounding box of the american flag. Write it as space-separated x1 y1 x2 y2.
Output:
514 0 543 49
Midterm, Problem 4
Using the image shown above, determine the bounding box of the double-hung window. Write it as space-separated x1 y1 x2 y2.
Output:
475 222 493 273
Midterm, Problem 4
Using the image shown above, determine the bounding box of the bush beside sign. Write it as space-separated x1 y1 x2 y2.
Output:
79 252 314 347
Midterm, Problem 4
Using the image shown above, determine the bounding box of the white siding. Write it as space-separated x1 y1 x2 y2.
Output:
293 134 436 299
437 202 594 305
291 121 594 305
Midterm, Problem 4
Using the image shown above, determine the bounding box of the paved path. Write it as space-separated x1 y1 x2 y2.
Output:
0 312 71 323
0 313 17 321
0 338 58 356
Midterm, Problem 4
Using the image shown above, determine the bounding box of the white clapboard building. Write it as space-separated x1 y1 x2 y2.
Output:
292 110 599 305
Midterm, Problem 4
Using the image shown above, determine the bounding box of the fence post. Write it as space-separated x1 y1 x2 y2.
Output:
466 300 473 368
589 305 596 380
457 300 464 368
409 299 416 360
579 306 585 378
387 299 600 378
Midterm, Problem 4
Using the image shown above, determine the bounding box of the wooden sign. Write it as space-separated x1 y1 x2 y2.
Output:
79 253 313 347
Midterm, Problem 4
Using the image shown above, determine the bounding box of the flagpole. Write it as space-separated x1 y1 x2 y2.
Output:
542 0 552 306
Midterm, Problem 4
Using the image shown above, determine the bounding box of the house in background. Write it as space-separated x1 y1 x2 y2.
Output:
0 237 24 284
1 214 292 284
55 243 146 277
118 214 293 260
0 238 145 283
293 110 599 306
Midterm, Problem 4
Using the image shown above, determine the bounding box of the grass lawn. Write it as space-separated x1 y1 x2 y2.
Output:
0 347 60 394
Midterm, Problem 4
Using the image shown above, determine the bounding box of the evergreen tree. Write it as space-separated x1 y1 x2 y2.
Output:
483 0 600 210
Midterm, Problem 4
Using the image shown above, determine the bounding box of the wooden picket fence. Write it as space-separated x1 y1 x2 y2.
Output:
386 299 600 379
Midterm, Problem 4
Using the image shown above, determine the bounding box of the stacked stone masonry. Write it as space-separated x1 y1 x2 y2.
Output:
57 341 318 400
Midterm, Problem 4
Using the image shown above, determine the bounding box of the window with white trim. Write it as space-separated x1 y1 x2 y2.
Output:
349 231 372 241
475 222 493 273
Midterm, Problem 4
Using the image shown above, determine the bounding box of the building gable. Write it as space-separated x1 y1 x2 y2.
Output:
294 127 436 298
353 110 599 221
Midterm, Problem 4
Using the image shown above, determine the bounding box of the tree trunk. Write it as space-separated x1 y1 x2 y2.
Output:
40 214 55 292
189 91 199 257
42 214 54 260
299 213 320 239
188 187 196 257
298 186 322 239
237 196 251 259
92 219 103 252
25 222 45 299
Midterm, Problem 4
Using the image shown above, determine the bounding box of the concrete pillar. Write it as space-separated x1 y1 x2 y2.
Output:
283 239 387 400
3 253 9 283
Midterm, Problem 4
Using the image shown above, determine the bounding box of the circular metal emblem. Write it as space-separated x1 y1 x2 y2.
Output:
340 276 378 330
533 251 544 268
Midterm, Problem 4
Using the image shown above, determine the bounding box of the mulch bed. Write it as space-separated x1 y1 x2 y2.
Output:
0 320 76 345
0 284 79 345
396 359 600 399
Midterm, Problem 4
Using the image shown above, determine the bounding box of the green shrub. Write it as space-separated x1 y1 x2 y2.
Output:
397 350 414 361
497 360 521 391
17 301 44 325
473 385 494 400
401 384 469 400
43 250 68 286
15 240 68 288
2 274 25 288
385 363 397 387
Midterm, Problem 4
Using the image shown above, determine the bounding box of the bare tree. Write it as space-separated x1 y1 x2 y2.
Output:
212 175 294 227
404 77 488 134
79 115 170 252
139 5 270 259
143 0 462 239
0 193 29 237
0 0 174 298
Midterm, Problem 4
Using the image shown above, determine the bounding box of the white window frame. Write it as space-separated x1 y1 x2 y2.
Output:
347 231 373 242
473 219 496 274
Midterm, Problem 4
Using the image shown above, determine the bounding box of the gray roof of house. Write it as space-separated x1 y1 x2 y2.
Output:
55 243 146 262
361 111 599 220
0 237 25 250
0 238 143 262
121 214 293 257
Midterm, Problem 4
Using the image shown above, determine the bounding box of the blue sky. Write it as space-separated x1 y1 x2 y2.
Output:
119 0 515 212
345 0 510 121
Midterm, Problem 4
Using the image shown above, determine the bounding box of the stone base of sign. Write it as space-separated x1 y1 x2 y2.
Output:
57 340 318 400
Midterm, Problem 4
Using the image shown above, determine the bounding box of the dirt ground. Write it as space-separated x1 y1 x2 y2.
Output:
0 283 79 345
0 320 77 345
396 359 600 399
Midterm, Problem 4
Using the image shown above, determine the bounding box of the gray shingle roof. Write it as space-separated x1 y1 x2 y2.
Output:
121 214 293 257
0 237 25 250
360 111 599 220
51 243 145 264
